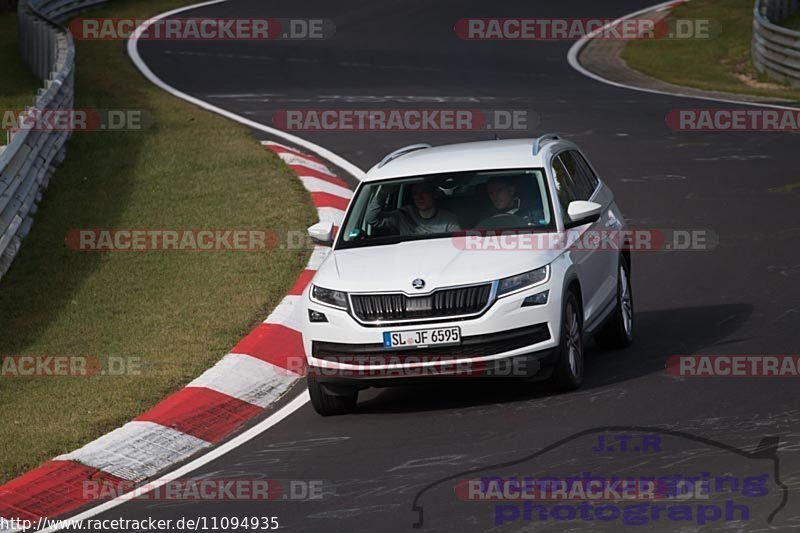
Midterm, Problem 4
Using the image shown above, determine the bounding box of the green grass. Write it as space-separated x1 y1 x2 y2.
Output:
622 0 800 101
0 11 41 141
0 0 317 484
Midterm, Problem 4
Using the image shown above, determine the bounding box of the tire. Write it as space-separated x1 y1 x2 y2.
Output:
307 374 358 416
594 256 634 349
548 290 584 391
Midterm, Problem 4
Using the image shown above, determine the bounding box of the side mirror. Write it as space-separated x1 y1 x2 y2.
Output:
566 201 602 226
307 220 334 243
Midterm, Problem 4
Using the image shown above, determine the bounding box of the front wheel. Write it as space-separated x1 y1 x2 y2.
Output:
307 374 358 416
594 256 634 349
548 290 584 391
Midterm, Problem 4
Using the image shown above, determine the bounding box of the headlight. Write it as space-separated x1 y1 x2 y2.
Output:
310 284 349 310
497 265 549 297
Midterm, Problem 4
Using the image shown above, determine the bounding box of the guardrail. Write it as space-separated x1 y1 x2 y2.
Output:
0 0 103 281
752 0 800 87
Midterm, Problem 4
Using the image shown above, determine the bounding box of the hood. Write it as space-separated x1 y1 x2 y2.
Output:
312 234 564 293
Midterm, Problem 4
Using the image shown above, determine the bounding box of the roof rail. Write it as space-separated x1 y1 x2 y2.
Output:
532 133 560 156
377 143 432 168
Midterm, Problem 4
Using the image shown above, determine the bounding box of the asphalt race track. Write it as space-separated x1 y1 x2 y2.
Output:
80 0 800 531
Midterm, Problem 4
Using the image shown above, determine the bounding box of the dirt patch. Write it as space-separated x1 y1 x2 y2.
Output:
721 58 790 91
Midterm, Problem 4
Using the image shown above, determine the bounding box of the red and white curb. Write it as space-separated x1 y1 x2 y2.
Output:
0 140 355 530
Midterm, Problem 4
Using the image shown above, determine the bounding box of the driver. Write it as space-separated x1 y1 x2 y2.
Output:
366 181 460 236
488 177 522 214
481 177 541 226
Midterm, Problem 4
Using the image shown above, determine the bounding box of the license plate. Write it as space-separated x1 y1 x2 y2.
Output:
383 327 461 349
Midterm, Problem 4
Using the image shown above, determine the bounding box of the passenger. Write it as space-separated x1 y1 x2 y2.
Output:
366 181 460 235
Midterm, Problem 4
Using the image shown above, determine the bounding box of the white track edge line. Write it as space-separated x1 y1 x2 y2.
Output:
34 1 766 529
566 0 800 111
29 0 376 526
40 392 311 532
125 0 366 180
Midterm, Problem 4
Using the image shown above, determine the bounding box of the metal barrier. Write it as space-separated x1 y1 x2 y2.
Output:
0 0 103 281
752 0 800 87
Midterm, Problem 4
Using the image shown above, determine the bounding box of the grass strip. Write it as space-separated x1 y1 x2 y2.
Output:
0 0 317 483
622 0 799 101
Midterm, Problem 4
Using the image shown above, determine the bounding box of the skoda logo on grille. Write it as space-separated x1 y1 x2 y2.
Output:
412 278 426 290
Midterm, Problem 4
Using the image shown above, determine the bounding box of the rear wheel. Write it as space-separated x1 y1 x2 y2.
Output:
548 290 584 391
307 374 358 416
594 256 634 349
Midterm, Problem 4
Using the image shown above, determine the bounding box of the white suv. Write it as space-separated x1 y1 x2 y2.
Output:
301 135 633 415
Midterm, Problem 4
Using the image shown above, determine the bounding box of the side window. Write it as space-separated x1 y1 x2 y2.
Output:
551 156 577 218
573 151 600 192
558 151 595 201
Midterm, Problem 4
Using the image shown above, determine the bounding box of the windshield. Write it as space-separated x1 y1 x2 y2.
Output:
336 168 555 249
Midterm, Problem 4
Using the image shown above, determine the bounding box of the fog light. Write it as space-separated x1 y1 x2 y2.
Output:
522 290 549 307
308 309 328 322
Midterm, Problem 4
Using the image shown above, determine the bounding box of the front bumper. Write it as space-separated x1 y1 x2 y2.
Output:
302 278 563 382
308 348 559 388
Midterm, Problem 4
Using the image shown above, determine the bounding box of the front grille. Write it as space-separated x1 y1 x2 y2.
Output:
313 324 551 363
350 283 492 323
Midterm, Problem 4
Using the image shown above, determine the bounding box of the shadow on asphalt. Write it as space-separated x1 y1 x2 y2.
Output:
354 303 753 414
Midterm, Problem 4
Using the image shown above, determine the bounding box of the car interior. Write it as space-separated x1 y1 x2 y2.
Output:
385 172 549 231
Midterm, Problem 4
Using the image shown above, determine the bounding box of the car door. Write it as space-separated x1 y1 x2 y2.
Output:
572 150 622 328
552 151 614 328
